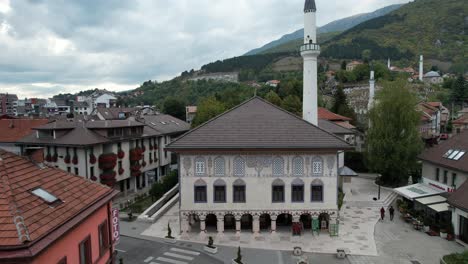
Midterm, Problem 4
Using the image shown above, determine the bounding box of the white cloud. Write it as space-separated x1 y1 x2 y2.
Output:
0 0 411 99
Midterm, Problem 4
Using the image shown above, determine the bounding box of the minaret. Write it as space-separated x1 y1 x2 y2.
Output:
368 70 375 111
301 0 320 126
419 55 424 81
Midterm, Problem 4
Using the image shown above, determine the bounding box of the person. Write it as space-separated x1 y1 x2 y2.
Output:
389 206 395 221
380 207 385 221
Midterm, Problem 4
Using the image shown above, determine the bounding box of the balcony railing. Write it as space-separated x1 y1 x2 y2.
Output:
300 43 320 52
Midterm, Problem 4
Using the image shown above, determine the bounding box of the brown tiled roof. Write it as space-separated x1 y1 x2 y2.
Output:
0 119 49 143
35 120 144 130
96 107 137 120
141 114 190 135
448 181 468 211
18 126 110 146
167 97 352 151
318 107 352 121
0 149 115 247
418 131 468 173
453 114 468 125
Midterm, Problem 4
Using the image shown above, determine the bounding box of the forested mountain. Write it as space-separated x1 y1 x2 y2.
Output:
244 3 404 56
260 0 466 73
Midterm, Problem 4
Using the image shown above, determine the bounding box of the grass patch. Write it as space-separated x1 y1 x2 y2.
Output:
443 251 468 264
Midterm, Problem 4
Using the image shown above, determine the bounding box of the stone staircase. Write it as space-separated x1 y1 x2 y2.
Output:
344 191 398 208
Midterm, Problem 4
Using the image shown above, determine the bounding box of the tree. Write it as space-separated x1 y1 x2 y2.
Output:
341 60 347 70
163 97 186 120
367 80 423 186
191 96 226 127
281 95 302 116
331 85 356 123
264 91 282 106
451 75 467 105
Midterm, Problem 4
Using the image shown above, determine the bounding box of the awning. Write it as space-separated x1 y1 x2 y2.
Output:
428 202 450 213
394 183 445 200
415 195 447 205
339 166 358 177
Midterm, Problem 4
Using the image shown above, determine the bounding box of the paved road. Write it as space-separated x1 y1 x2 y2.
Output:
116 235 223 264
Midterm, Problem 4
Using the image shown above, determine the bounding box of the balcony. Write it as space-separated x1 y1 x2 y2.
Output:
300 43 320 53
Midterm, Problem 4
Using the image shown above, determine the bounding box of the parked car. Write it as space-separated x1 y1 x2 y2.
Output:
440 133 449 140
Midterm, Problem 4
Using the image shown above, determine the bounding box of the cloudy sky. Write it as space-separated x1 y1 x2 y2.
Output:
0 0 410 99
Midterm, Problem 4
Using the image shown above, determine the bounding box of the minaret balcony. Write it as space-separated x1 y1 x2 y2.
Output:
300 43 320 53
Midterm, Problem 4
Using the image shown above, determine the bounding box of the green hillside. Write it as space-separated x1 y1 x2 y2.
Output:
259 32 340 55
263 0 467 73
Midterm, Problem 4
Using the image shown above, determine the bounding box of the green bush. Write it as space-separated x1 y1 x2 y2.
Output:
344 151 368 172
443 251 468 264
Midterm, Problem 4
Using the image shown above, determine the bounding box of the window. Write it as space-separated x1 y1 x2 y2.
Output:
452 173 457 187
312 157 323 176
292 185 304 202
233 156 245 177
79 236 91 264
435 168 440 181
195 157 206 176
31 188 59 204
443 170 448 184
98 221 109 256
90 167 94 179
311 185 323 202
214 186 226 203
214 157 225 177
272 179 285 203
272 157 284 176
292 157 304 176
57 257 67 264
67 167 71 173
74 167 79 175
194 186 207 203
233 179 246 203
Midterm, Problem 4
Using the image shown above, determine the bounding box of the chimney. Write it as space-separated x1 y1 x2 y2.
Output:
419 55 424 81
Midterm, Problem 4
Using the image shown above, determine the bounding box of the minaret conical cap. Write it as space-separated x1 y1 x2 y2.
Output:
304 0 316 12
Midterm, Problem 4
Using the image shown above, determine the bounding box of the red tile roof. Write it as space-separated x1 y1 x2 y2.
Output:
453 114 468 125
0 150 116 248
0 119 49 143
318 107 352 121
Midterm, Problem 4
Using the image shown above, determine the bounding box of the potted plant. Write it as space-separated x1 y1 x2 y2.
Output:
446 222 455 241
423 216 432 232
440 222 448 239
165 222 177 244
204 236 218 254
232 246 244 264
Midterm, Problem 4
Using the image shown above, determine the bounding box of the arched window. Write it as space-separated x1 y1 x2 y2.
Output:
214 157 225 177
311 179 324 202
194 179 207 203
233 179 246 203
213 179 226 203
233 156 245 177
272 179 285 203
194 157 206 177
292 156 304 176
312 157 323 176
291 178 304 202
272 156 284 177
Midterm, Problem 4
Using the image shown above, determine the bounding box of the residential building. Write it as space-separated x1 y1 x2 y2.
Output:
17 117 189 205
0 93 18 116
0 150 119 264
453 109 468 134
265 80 281 87
346 61 363 71
417 102 441 141
94 107 137 120
186 106 197 124
447 181 468 245
74 101 93 116
168 97 353 238
426 102 450 132
317 107 359 148
0 118 49 154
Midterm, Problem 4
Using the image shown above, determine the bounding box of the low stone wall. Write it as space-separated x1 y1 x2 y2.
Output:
138 184 179 223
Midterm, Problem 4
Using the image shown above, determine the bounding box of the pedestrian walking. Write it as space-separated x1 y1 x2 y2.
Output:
389 206 395 221
380 207 385 221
